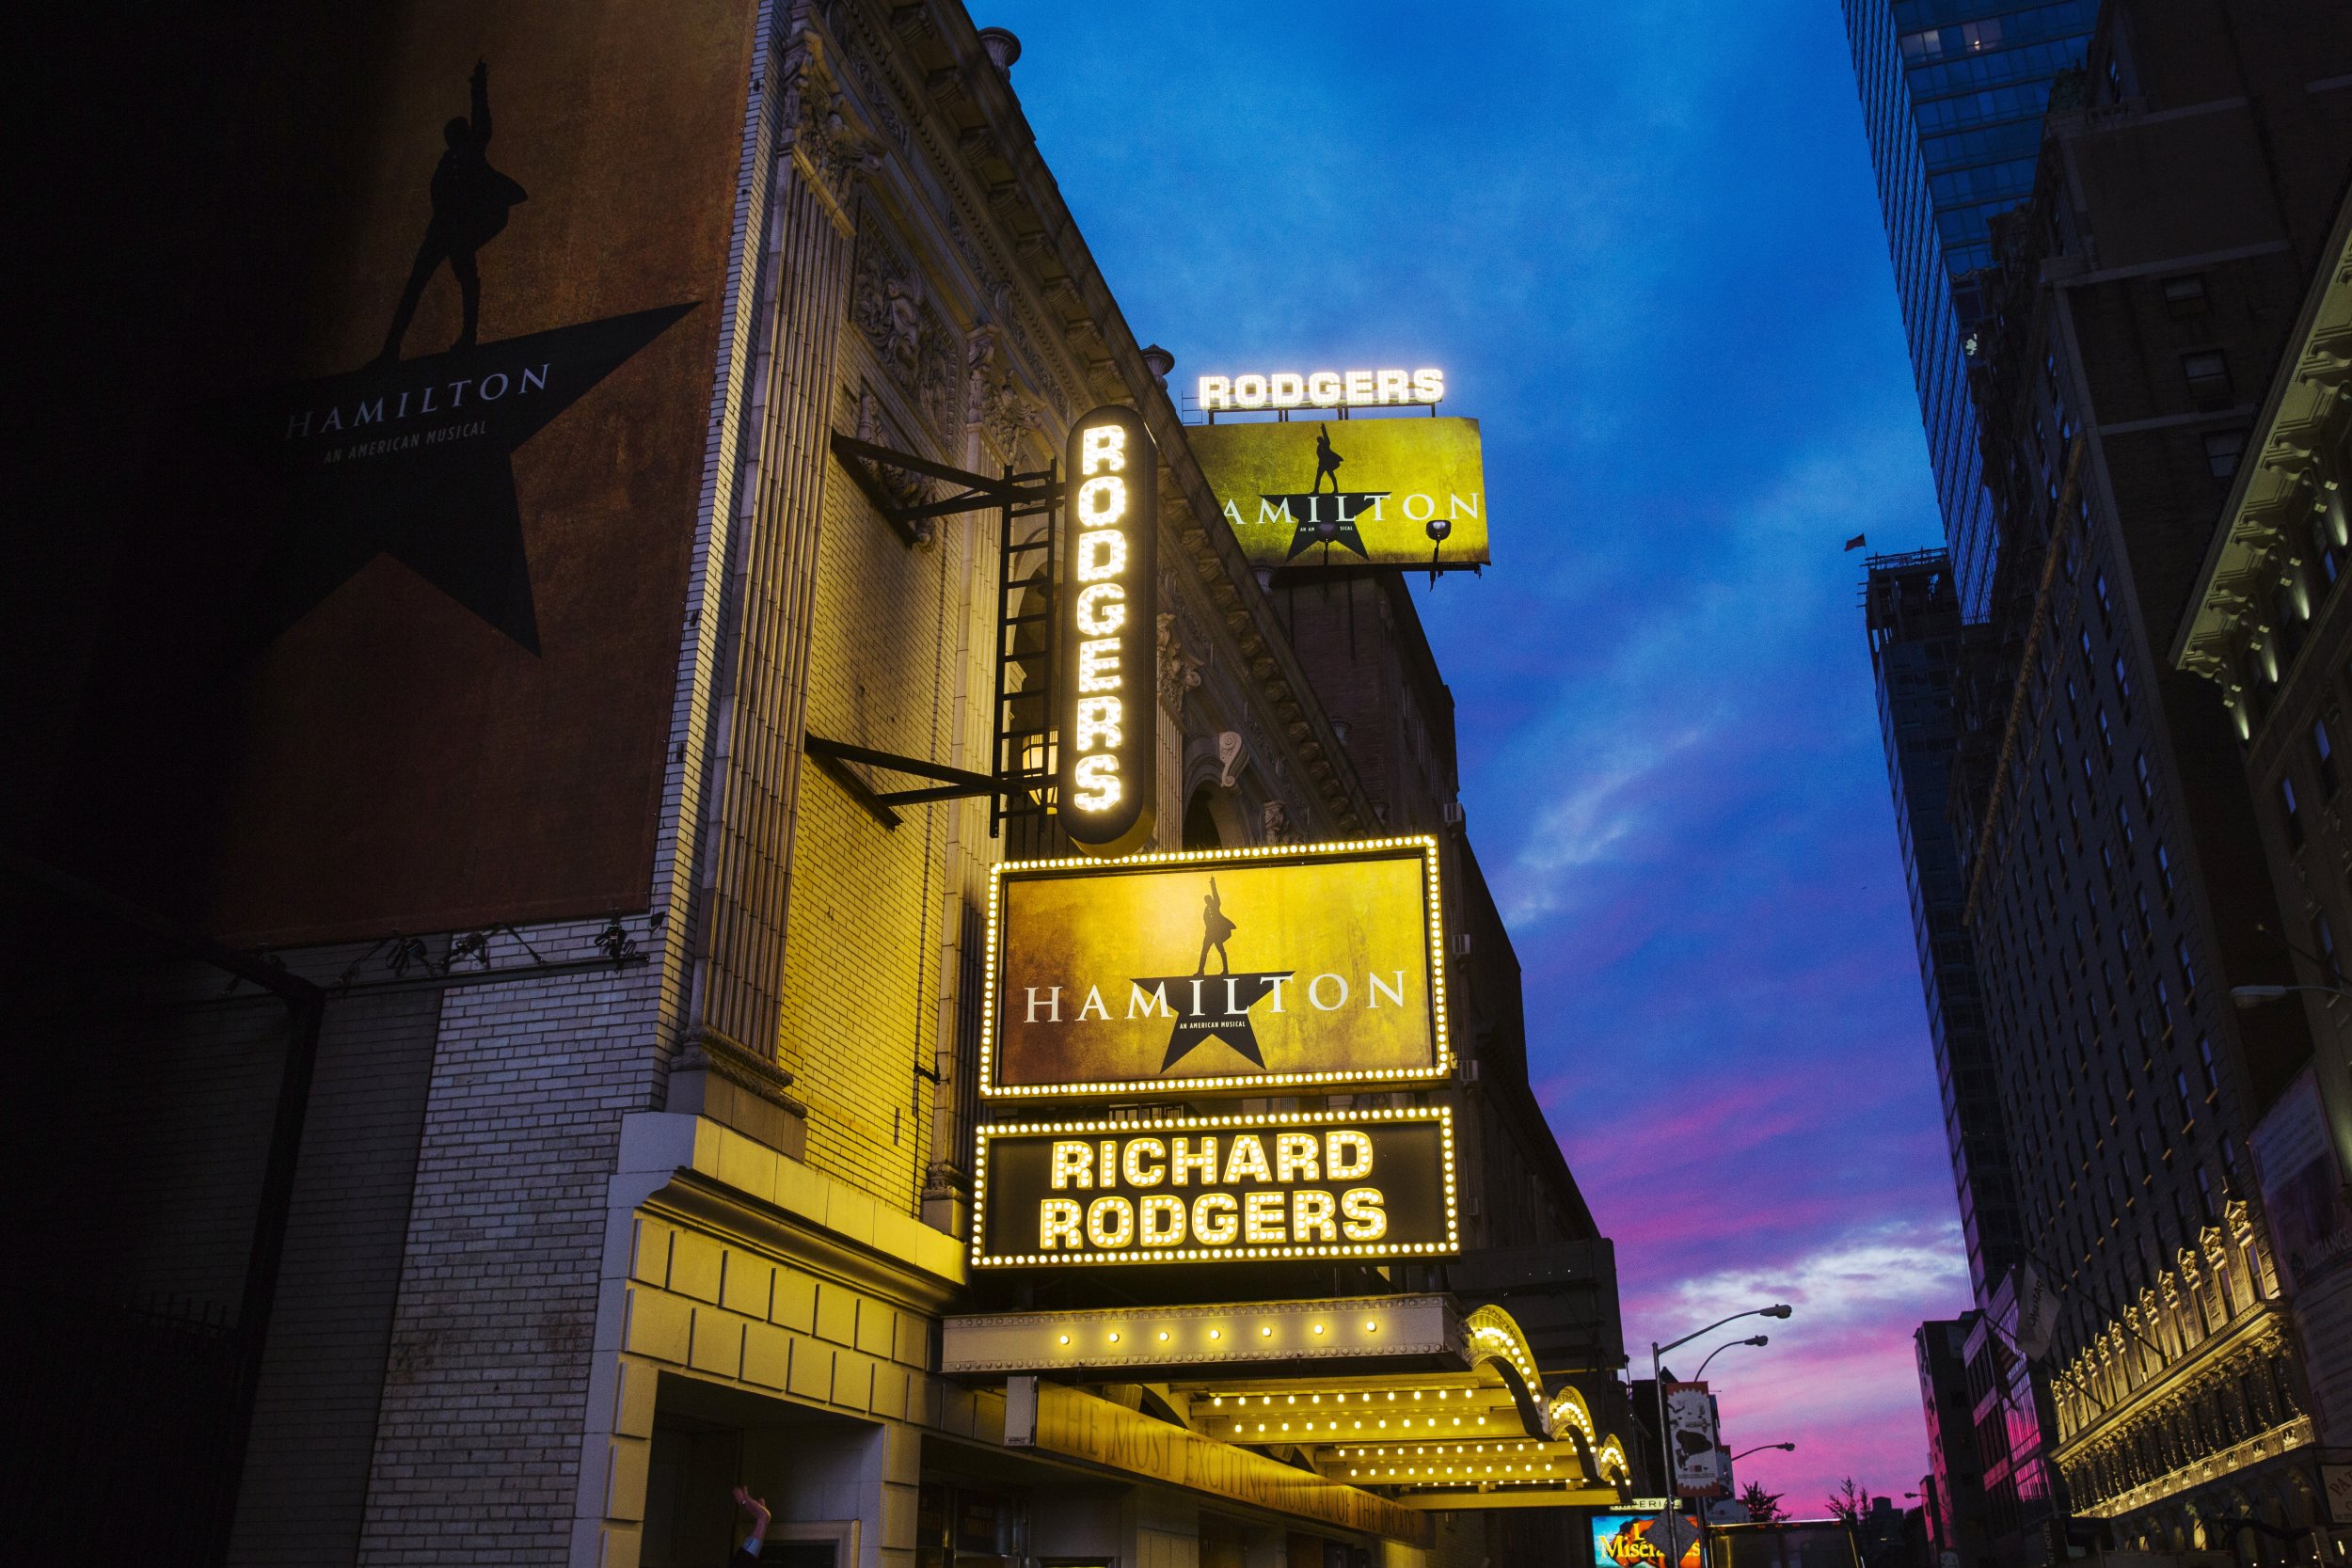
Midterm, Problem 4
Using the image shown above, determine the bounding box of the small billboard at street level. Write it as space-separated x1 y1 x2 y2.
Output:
971 1106 1457 1268
979 838 1449 1098
1189 417 1489 570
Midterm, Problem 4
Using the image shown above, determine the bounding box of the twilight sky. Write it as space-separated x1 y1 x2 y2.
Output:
990 0 1962 1512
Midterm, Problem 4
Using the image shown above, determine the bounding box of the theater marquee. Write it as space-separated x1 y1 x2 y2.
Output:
979 838 1450 1098
1189 417 1489 570
972 1107 1458 1267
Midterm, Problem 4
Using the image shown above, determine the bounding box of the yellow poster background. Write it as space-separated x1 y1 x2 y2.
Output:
1188 417 1489 568
985 845 1445 1095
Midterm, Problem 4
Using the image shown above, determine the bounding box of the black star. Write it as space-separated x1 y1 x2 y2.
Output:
1257 490 1391 562
1131 970 1297 1072
231 303 695 657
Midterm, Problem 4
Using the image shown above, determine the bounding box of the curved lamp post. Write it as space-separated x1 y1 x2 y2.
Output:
1693 1335 1768 1382
1651 1305 1793 1562
1732 1441 1795 1464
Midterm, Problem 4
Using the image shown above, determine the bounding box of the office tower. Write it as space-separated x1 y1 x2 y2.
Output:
1868 550 2028 1302
1868 1 2352 1557
1842 0 2096 614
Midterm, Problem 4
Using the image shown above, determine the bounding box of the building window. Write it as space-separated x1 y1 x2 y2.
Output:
2177 940 2199 998
2137 752 2155 814
2320 913 2344 984
2155 840 2176 895
2095 571 2114 628
2162 274 2208 317
2282 773 2306 850
2097 706 2115 758
2136 887 2153 943
2113 653 2134 711
2199 1036 2219 1098
2314 514 2344 588
2196 1164 2217 1223
2202 430 2246 480
2183 351 2232 404
2317 718 2340 798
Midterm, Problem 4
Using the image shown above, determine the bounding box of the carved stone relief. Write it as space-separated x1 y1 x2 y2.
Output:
851 225 961 443
966 325 1041 467
780 29 883 210
1155 611 1202 717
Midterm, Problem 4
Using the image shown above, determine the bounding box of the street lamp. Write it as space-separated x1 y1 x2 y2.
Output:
1650 1305 1794 1560
1732 1442 1795 1463
1693 1335 1769 1382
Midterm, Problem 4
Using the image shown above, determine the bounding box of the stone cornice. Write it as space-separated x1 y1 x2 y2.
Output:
2170 183 2352 696
825 0 1375 836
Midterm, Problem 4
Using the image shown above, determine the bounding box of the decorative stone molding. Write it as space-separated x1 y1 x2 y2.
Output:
1156 611 1202 718
780 27 883 233
851 226 961 443
667 1026 808 1158
965 324 1039 465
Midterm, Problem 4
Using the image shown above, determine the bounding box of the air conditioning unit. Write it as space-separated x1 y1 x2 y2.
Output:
1452 932 1472 958
1442 800 1465 828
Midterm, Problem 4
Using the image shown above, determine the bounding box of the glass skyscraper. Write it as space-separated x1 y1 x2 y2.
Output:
1841 0 2096 617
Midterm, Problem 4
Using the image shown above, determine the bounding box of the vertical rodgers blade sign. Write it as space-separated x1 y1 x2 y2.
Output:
1058 406 1157 855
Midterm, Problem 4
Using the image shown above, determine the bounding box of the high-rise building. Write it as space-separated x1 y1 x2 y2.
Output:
1917 1316 1994 1568
2173 181 2352 1488
1866 0 2352 1559
1842 0 2097 614
1869 550 2029 1304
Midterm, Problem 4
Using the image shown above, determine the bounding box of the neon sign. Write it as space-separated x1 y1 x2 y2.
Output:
971 1106 1458 1267
1057 406 1156 856
1197 368 1444 412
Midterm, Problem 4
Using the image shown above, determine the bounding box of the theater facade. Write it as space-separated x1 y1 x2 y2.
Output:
3 3 1635 1565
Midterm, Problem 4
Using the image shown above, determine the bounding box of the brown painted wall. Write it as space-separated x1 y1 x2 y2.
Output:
21 2 756 942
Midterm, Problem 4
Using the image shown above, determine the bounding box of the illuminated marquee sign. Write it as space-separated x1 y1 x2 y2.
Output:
972 1107 1457 1267
1057 405 1157 857
1198 368 1445 411
1188 418 1489 569
979 838 1449 1098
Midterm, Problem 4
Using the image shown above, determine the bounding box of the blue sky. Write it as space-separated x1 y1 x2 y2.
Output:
990 0 1963 1506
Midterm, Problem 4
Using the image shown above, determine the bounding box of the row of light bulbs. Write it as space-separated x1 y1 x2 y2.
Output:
1055 1317 1385 1348
1213 1386 1486 1406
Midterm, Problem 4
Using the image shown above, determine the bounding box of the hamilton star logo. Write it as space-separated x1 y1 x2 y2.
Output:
225 58 695 657
232 307 694 656
1254 422 1390 563
1132 877 1295 1071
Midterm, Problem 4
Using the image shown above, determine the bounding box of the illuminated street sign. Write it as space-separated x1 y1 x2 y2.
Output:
1197 368 1445 411
1057 405 1156 856
972 1106 1457 1267
1189 417 1488 569
979 838 1449 1098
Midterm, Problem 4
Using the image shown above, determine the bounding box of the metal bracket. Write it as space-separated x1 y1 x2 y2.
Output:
803 733 1016 830
828 432 1060 546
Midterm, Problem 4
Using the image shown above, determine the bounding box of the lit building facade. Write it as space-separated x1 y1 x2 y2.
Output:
1840 0 2095 616
0 3 1634 1566
1885 0 2352 1559
2174 182 2352 1494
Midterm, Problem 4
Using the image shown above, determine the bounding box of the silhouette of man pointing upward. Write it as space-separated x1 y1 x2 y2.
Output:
380 60 529 363
1311 425 1343 495
1195 878 1237 976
